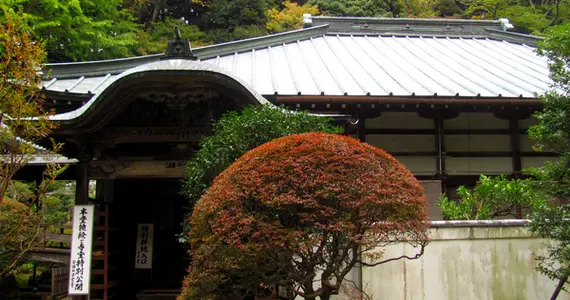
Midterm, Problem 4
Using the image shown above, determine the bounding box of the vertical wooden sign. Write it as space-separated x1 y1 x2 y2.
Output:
135 224 154 269
68 205 95 295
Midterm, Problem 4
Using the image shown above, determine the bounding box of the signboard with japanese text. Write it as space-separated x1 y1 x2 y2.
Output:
68 205 94 295
135 224 154 269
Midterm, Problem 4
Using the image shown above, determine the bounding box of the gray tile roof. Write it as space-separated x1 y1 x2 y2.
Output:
201 35 549 98
41 18 551 101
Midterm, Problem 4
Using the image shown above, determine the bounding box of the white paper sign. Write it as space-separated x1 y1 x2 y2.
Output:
135 224 154 269
68 205 95 295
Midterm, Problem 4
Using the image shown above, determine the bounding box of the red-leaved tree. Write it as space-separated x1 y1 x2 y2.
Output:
180 133 429 300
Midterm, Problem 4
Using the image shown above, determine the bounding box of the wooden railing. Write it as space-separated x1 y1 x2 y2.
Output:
50 266 68 299
27 225 72 265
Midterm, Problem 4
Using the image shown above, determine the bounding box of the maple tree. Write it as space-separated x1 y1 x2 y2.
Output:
0 18 57 204
0 17 66 280
180 104 341 242
180 132 429 300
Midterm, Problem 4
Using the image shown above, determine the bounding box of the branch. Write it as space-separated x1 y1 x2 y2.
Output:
549 0 561 26
358 243 426 267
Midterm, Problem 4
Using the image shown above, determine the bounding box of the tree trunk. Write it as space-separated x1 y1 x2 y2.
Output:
319 294 331 300
550 273 569 300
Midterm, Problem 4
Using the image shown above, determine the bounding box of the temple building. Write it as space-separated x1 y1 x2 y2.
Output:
22 15 553 299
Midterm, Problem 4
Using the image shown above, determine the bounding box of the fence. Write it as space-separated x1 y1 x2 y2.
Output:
50 266 68 299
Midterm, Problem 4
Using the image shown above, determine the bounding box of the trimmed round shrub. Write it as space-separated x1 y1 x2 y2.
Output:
180 132 429 300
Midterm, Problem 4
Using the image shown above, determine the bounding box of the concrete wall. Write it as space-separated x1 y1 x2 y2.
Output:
361 221 568 300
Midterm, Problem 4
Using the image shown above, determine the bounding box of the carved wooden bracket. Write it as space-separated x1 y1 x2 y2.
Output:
92 127 211 144
88 160 187 179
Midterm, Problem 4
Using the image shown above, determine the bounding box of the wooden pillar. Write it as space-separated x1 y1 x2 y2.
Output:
75 161 89 205
355 108 365 293
510 118 522 177
510 118 523 218
434 113 446 193
356 109 366 142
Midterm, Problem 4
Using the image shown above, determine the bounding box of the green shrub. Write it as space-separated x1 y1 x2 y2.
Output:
180 104 342 242
438 175 547 220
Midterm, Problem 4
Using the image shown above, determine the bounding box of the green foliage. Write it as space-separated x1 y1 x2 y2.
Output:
0 198 41 276
465 0 570 34
438 175 546 220
205 25 268 44
500 5 550 34
311 0 401 17
266 1 319 33
537 24 570 95
136 17 208 55
528 23 570 297
3 0 140 62
528 24 570 198
5 0 570 62
529 204 570 288
180 104 342 241
202 0 267 29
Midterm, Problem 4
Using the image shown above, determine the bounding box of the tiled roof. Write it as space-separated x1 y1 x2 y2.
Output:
41 17 550 102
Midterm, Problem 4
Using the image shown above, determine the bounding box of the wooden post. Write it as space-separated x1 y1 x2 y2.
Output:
356 109 366 143
75 161 89 205
510 118 523 218
434 113 446 193
73 161 89 300
510 118 522 177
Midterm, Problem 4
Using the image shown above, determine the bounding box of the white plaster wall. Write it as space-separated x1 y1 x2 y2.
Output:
520 134 536 152
394 157 437 175
362 226 570 300
522 157 556 169
446 157 513 175
446 135 511 152
519 117 538 129
419 180 443 220
445 113 509 129
366 135 434 152
366 113 433 129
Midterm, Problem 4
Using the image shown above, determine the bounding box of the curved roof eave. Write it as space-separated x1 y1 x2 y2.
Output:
49 59 270 128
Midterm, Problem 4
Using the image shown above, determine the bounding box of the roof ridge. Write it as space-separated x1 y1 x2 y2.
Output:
306 15 543 46
484 28 543 46
312 15 504 25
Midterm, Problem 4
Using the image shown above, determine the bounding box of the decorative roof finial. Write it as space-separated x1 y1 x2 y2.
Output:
174 25 182 39
162 25 198 60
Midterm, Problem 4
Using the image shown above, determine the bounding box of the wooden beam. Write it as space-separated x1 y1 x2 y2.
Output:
92 127 211 144
363 128 528 135
88 160 188 179
28 248 70 265
390 151 557 157
276 95 542 106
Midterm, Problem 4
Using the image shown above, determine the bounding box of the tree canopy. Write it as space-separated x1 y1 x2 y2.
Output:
2 0 570 62
438 175 547 220
0 17 67 279
527 23 570 299
181 132 429 300
180 105 342 241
